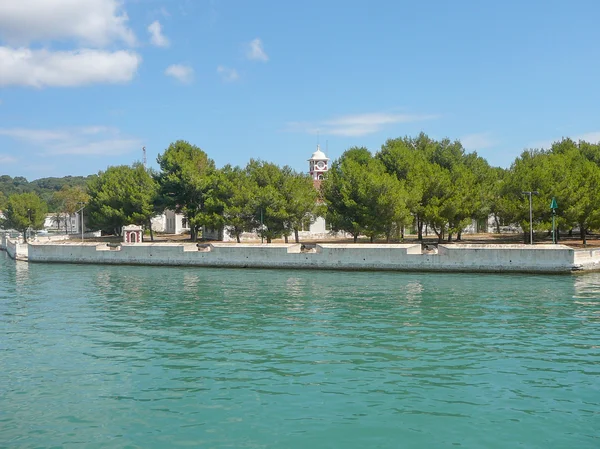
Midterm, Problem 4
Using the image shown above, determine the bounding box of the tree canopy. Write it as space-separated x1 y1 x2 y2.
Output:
3 192 48 241
86 164 157 236
4 135 600 245
156 140 217 241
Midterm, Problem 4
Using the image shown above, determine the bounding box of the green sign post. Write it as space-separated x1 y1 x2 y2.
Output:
550 197 558 244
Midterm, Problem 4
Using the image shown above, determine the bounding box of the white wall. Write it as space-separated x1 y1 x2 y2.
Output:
309 216 327 234
26 242 596 273
164 210 189 234
151 214 166 233
5 237 28 260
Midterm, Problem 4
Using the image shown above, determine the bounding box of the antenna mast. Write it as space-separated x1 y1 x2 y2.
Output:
142 146 147 168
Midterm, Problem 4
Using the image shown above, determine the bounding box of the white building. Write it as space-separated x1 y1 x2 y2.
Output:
151 210 190 235
43 212 83 234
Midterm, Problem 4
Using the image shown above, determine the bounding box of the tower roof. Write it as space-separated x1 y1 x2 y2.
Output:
308 144 330 161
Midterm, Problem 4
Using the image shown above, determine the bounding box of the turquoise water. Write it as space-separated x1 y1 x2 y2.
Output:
1 251 599 448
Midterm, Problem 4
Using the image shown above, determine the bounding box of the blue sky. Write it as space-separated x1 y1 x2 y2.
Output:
1 0 600 180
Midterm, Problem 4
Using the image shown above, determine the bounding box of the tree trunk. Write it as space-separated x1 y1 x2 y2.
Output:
284 235 289 243
432 225 442 243
556 226 560 241
236 234 241 243
386 233 391 243
147 219 154 242
401 227 405 240
417 217 423 240
447 232 453 242
294 229 299 243
353 234 358 243
370 235 374 243
494 214 500 234
581 225 587 245
523 231 529 244
23 230 27 243
267 236 272 243
457 230 462 241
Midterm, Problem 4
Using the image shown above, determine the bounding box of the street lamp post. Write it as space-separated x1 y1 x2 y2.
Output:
550 197 558 244
76 203 86 243
260 208 264 244
27 208 32 242
522 191 538 245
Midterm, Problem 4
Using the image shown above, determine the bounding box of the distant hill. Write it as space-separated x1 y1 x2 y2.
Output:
0 174 96 212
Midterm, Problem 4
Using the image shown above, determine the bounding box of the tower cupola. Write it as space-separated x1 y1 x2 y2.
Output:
308 145 330 181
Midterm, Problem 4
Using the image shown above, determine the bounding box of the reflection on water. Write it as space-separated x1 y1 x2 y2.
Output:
14 260 29 288
1 257 599 449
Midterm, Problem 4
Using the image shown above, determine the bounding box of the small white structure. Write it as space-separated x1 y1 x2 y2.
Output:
123 225 143 244
148 210 190 235
165 210 189 234
308 145 330 181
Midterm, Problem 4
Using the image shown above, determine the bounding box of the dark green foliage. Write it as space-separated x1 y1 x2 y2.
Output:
0 174 94 212
4 134 600 246
86 164 157 236
4 192 48 241
156 140 218 241
322 147 410 243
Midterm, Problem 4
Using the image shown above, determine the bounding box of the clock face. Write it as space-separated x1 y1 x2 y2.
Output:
316 161 325 169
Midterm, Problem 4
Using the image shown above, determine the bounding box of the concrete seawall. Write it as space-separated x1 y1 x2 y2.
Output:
1 233 28 260
23 241 600 273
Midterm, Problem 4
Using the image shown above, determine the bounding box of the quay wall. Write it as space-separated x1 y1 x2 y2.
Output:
5 237 28 260
25 242 600 273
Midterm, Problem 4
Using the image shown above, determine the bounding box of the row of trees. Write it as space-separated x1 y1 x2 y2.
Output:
323 135 600 244
1 185 89 241
85 141 320 243
0 174 93 212
3 135 600 244
323 136 496 243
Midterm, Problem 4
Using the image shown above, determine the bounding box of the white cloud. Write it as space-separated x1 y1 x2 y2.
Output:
158 7 171 18
148 20 169 47
286 112 438 137
217 65 239 82
165 64 194 84
246 38 268 62
0 0 136 47
577 132 600 143
530 131 600 149
0 47 141 88
461 133 496 151
0 126 142 156
0 154 17 164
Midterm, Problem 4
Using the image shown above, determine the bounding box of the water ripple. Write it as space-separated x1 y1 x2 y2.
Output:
1 253 599 448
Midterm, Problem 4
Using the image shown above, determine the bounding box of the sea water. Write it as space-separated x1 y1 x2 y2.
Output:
1 250 599 448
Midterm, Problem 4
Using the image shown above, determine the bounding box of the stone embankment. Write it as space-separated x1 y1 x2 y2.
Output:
0 232 28 260
6 240 599 273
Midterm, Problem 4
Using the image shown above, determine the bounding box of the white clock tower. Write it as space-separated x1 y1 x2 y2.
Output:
308 145 330 181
